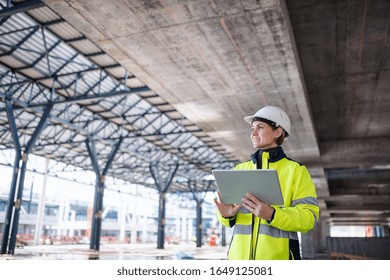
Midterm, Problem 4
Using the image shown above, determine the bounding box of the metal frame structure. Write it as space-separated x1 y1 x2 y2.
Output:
188 180 213 248
0 1 236 253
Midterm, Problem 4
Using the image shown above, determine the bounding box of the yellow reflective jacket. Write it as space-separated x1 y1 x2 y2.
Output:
217 147 319 260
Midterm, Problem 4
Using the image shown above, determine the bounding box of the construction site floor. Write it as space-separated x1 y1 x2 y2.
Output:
0 242 228 260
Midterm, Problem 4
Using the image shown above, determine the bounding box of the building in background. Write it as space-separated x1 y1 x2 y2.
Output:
0 154 224 247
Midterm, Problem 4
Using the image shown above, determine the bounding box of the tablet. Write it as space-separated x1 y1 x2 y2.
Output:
212 169 284 205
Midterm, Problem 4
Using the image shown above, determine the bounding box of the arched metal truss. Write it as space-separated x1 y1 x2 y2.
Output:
0 1 237 192
0 0 237 253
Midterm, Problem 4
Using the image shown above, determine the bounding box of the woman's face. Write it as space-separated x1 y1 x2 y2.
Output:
250 120 281 149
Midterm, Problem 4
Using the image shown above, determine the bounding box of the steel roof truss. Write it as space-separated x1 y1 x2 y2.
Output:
16 39 61 71
0 25 40 56
0 0 44 18
0 7 236 193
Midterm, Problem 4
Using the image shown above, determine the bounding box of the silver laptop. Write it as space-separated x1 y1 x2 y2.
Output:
212 169 284 205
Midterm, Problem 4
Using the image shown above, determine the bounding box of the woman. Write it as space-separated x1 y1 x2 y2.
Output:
214 105 319 260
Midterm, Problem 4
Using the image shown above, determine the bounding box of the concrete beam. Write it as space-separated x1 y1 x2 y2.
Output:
299 137 390 169
325 194 390 204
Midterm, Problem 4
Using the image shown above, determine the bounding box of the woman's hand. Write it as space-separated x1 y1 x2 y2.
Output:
242 193 275 220
214 191 242 218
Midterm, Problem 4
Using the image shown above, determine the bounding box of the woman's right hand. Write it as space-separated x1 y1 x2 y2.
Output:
214 191 242 218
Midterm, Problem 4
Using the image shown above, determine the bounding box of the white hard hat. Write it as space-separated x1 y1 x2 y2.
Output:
244 105 291 137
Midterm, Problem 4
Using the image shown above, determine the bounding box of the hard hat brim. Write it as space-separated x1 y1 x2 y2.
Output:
244 115 254 124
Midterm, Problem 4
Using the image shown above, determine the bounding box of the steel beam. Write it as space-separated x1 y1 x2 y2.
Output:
0 0 44 18
150 163 179 249
196 201 202 247
86 136 123 251
0 26 40 56
3 86 151 109
1 97 23 254
1 100 51 254
188 180 212 248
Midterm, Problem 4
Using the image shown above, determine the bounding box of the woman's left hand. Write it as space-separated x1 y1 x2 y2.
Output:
242 193 275 220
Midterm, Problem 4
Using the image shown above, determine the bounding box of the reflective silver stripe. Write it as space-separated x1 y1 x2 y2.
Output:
292 197 319 220
233 224 298 240
259 224 298 240
291 197 318 207
233 224 252 235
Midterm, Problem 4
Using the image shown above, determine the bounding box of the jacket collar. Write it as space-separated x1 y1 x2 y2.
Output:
250 146 286 164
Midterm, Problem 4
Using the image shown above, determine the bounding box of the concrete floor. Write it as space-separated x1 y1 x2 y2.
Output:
0 243 228 260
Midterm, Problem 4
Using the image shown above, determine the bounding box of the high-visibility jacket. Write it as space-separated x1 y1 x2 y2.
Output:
217 147 319 260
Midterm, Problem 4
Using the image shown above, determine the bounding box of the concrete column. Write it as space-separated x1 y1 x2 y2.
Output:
119 204 126 242
131 214 137 244
33 158 49 245
181 217 187 243
301 219 330 259
57 193 70 237
131 194 138 244
57 200 64 237
221 224 226 247
68 210 76 237
142 215 148 243
188 218 193 243
383 226 389 237
175 217 181 242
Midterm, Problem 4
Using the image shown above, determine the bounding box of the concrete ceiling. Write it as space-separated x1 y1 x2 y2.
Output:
20 0 390 226
42 0 319 160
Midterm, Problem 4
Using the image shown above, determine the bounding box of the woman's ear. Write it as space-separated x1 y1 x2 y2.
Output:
275 127 283 138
